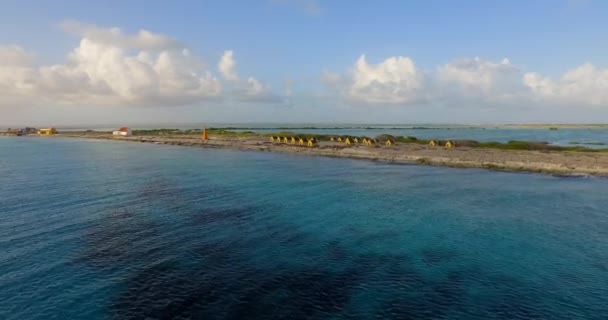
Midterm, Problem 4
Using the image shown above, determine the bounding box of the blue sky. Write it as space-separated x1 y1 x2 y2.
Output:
2 0 608 125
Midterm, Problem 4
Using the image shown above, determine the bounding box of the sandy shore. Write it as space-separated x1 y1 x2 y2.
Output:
44 132 608 177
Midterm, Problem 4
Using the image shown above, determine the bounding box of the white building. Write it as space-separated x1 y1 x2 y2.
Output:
113 127 132 136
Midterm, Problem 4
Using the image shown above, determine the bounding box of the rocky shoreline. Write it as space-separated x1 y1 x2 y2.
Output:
37 132 607 177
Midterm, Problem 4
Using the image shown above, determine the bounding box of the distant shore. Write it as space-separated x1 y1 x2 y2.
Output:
3 123 608 132
16 130 602 177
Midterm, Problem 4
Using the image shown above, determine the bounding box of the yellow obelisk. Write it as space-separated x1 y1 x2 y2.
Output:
202 128 209 141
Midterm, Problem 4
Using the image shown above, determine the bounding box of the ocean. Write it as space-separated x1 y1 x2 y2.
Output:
1 136 608 319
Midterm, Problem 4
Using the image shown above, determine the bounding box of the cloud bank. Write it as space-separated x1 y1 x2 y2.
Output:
0 23 276 107
325 55 608 110
2 21 607 114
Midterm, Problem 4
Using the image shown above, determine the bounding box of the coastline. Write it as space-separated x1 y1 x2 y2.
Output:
33 132 608 177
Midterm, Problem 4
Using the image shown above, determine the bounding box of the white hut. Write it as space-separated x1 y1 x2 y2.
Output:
113 127 132 136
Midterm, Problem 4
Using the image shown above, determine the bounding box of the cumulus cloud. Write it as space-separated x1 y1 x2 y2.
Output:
0 23 283 108
0 25 222 107
436 57 527 107
326 54 608 109
60 21 182 51
524 63 608 106
326 54 425 105
0 45 34 66
217 50 281 103
218 50 239 81
438 57 520 94
0 45 38 106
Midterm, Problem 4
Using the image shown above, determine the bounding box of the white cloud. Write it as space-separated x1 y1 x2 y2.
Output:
218 50 239 81
524 63 608 106
0 23 284 108
0 45 34 66
326 54 608 109
435 57 527 107
0 46 37 102
327 54 425 105
217 50 280 103
523 72 555 96
60 21 181 51
0 25 223 107
438 57 520 94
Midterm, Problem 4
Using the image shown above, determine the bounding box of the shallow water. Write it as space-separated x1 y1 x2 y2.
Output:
1 136 608 319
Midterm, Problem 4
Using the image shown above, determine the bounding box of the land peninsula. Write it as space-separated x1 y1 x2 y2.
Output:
32 128 608 177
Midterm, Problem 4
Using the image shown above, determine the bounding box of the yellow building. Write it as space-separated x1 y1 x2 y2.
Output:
445 141 455 148
38 128 57 135
345 137 351 145
429 140 438 147
283 137 289 143
298 138 305 145
290 137 296 144
386 140 393 146
353 138 359 143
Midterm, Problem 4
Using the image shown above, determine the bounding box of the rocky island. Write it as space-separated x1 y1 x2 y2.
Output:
34 129 608 177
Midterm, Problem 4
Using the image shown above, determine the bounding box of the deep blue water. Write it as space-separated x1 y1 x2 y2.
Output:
1 136 608 319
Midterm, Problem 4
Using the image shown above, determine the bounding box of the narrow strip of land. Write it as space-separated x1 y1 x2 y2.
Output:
44 131 608 177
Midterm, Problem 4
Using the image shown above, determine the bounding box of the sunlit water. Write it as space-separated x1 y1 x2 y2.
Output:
1 136 608 319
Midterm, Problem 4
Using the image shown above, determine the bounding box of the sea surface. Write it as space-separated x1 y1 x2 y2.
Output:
1 136 608 319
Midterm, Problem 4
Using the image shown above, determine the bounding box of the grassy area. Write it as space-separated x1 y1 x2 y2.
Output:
132 128 199 135
475 140 608 152
207 129 257 136
131 128 257 136
569 142 606 146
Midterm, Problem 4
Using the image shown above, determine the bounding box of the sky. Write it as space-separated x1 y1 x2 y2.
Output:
1 0 608 126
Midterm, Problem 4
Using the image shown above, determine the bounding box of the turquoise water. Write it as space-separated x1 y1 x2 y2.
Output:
1 136 608 319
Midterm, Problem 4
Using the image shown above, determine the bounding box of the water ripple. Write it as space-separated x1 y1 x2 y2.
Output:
1 137 608 319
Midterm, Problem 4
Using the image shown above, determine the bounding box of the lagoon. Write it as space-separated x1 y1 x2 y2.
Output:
1 137 607 319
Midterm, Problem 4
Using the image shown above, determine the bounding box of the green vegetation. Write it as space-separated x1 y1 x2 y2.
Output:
132 128 258 136
478 141 547 150
208 129 257 136
474 140 608 152
396 136 428 144
132 128 192 135
569 141 606 146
